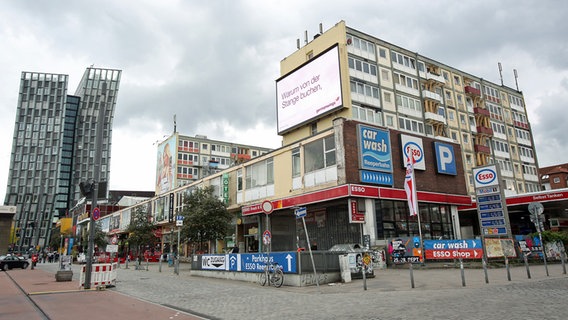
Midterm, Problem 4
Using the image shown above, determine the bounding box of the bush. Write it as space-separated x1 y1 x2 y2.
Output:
530 230 568 245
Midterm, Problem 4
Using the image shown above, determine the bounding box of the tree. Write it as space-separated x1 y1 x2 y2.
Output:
126 206 157 258
181 186 232 253
81 223 107 253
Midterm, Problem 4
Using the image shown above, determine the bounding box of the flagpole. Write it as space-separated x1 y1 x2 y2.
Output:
412 165 424 265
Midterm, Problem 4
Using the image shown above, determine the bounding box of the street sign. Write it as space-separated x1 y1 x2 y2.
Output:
176 215 184 227
92 207 100 221
528 202 544 215
294 207 307 219
262 230 271 245
261 200 273 214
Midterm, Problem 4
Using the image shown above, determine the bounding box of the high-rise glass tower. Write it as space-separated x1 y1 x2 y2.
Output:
4 67 121 251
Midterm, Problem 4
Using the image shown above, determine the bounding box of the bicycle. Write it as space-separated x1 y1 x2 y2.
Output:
258 261 284 288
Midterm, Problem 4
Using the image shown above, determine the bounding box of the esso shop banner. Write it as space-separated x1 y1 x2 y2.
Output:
400 135 425 170
424 239 483 260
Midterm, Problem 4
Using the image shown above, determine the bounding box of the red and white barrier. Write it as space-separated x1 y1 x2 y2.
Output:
80 263 118 288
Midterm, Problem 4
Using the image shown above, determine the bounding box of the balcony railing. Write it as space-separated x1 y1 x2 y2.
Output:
424 112 447 125
475 126 494 136
422 90 442 103
464 86 481 96
474 144 491 154
473 107 490 117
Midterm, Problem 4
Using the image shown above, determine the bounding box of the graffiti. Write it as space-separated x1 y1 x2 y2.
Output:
300 272 328 286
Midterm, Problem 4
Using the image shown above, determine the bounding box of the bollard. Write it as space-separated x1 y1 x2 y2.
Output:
523 253 531 279
159 257 162 273
459 258 466 287
174 257 179 275
409 261 415 289
482 258 489 284
562 250 567 275
362 265 367 291
146 259 149 271
505 257 511 281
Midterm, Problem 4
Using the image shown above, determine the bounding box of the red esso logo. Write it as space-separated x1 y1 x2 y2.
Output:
476 169 496 185
405 142 423 162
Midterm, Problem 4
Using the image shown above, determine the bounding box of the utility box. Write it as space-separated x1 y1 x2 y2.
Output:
338 254 352 283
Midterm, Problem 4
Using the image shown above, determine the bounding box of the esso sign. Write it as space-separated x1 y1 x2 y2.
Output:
475 168 496 185
404 142 423 163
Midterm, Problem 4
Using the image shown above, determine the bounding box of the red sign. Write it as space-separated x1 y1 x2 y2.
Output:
349 199 365 223
425 249 482 260
92 207 101 221
153 228 163 238
261 200 273 214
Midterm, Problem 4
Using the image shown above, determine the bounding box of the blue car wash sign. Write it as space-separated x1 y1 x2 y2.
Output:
358 125 392 173
434 142 457 175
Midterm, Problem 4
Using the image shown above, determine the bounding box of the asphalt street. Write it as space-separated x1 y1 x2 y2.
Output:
31 260 568 320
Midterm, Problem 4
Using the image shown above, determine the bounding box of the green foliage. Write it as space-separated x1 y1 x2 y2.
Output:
126 206 157 252
180 186 232 249
536 230 568 245
81 223 108 251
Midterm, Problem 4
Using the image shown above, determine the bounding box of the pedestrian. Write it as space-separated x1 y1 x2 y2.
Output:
231 244 239 253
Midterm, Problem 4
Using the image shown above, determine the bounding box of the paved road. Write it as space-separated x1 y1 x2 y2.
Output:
32 261 568 320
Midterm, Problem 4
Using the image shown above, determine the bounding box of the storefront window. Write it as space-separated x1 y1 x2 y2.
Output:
376 200 454 240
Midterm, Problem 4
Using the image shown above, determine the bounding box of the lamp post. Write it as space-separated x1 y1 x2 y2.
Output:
84 100 106 290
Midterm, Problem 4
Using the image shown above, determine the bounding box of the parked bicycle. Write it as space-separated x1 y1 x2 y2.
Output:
258 261 284 288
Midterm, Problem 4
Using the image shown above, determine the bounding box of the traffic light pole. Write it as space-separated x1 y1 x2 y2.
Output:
84 102 105 290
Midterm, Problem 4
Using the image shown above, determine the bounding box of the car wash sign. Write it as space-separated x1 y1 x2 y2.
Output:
473 165 509 237
358 125 393 186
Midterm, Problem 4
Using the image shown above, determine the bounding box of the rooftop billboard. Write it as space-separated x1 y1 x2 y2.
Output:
276 44 343 134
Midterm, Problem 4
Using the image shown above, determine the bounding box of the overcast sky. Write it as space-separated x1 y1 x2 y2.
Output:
1 0 567 201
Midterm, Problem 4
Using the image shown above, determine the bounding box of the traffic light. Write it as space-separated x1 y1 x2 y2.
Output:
80 180 95 197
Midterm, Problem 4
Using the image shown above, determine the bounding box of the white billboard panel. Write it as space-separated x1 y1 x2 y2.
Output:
276 45 343 134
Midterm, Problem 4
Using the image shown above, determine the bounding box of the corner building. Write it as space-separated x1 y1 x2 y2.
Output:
111 20 548 254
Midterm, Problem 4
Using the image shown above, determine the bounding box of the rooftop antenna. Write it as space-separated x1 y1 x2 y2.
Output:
304 30 308 45
173 114 177 133
498 62 504 86
319 23 323 34
297 38 300 49
513 69 519 91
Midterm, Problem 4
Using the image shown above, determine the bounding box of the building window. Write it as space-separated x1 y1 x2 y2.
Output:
245 158 274 188
386 115 394 127
304 136 336 173
292 148 300 178
352 105 383 126
384 92 392 103
379 48 387 58
553 177 561 184
453 75 461 85
395 94 421 112
381 69 389 81
398 116 424 134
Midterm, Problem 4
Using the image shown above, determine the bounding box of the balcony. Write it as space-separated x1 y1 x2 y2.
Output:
464 86 481 97
473 107 490 117
514 121 530 130
426 72 446 84
476 126 494 136
422 90 442 103
474 144 491 154
424 112 447 125
231 153 252 161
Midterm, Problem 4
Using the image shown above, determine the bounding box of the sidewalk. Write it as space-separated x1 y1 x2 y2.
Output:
0 264 203 320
